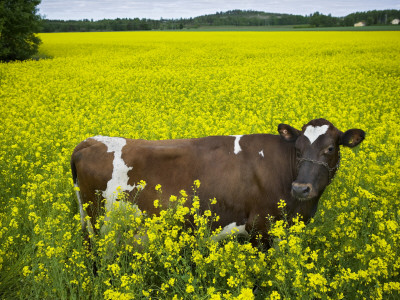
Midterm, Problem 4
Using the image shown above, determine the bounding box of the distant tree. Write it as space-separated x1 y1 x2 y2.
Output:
310 12 322 27
0 0 42 61
367 16 375 26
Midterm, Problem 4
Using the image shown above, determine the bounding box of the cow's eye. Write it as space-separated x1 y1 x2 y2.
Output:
296 150 301 158
327 146 335 153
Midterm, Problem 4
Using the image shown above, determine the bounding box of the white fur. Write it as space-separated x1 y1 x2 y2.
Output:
212 222 248 241
92 136 136 211
259 150 264 157
304 125 329 144
231 135 243 154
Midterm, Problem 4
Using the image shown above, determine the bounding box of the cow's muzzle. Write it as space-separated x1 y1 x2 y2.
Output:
291 182 313 200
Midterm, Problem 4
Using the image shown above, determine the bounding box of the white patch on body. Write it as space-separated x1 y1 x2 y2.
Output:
92 136 136 212
259 150 264 157
212 222 249 241
231 135 243 155
304 125 329 144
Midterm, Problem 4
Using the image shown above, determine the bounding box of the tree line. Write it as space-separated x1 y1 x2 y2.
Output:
41 9 400 32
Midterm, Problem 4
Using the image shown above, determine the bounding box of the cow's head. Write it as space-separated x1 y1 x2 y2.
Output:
278 119 365 201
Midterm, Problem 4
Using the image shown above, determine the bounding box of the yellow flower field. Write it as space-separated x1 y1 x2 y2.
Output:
0 31 399 299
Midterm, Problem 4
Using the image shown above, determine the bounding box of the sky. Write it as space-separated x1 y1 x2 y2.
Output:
38 0 400 21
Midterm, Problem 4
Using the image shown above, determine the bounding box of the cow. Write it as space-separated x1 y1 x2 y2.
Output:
71 118 365 245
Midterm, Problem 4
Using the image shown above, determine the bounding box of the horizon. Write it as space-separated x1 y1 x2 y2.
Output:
38 0 400 21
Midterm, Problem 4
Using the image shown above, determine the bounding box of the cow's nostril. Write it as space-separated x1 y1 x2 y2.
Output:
292 183 312 198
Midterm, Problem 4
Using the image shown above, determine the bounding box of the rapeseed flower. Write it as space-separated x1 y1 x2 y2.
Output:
0 31 399 299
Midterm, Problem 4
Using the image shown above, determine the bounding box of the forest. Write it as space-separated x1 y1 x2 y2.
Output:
40 9 400 32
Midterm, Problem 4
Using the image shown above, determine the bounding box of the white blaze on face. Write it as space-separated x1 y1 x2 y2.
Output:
304 125 329 144
212 222 249 241
259 150 264 157
92 136 136 211
231 135 243 154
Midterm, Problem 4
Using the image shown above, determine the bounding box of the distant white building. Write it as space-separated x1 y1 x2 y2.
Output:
354 21 366 27
391 19 400 25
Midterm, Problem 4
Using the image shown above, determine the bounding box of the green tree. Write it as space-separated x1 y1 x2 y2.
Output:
310 12 322 27
0 0 42 61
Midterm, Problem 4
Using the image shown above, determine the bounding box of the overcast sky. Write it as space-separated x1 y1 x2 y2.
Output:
38 0 400 21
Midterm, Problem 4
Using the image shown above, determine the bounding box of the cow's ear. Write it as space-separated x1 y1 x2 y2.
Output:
278 124 301 142
340 129 365 148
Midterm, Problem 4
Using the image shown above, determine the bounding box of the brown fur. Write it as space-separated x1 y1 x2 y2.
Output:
71 119 365 245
